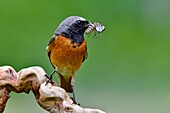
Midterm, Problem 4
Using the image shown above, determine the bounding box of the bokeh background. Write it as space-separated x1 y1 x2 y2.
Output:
0 0 170 113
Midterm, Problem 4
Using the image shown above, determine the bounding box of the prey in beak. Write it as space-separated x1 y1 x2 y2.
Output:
85 22 105 38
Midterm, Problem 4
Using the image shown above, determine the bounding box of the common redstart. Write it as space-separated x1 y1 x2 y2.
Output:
46 16 105 103
46 16 92 102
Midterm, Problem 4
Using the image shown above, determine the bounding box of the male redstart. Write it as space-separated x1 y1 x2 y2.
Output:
46 16 91 102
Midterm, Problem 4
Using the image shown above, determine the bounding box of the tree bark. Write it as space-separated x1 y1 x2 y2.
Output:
0 66 105 113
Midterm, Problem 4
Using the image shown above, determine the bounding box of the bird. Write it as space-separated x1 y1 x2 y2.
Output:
46 16 91 103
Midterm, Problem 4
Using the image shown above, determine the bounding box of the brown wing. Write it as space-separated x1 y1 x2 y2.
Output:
46 35 58 68
82 45 88 62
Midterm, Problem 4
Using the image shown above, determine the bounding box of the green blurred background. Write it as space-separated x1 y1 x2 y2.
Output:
0 0 170 113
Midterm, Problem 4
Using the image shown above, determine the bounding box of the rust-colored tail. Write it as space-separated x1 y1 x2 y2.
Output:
58 73 73 93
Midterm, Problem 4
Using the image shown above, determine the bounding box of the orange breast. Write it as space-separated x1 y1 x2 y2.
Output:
47 35 87 76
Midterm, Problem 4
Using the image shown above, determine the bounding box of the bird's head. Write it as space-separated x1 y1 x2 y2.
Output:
54 16 91 44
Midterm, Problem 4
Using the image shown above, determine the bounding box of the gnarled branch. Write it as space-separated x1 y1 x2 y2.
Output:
0 66 105 113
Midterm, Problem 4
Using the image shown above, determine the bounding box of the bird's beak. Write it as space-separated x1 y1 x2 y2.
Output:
83 21 92 28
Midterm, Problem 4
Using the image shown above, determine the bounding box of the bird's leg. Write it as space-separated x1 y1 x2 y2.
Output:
45 69 56 85
70 77 80 105
71 78 76 102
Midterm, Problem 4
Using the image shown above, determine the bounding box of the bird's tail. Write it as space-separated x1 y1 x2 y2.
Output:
58 73 73 93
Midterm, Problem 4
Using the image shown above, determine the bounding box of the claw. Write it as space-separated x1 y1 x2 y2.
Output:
45 69 56 86
44 74 49 79
45 79 54 85
70 97 81 106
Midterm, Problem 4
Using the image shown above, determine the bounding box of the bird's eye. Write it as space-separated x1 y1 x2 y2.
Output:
76 20 83 26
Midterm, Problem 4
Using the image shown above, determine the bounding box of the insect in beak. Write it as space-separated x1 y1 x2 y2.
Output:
85 22 105 35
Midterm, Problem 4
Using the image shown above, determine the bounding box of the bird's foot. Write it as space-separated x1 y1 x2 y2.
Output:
70 97 81 106
44 74 54 85
44 74 50 79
